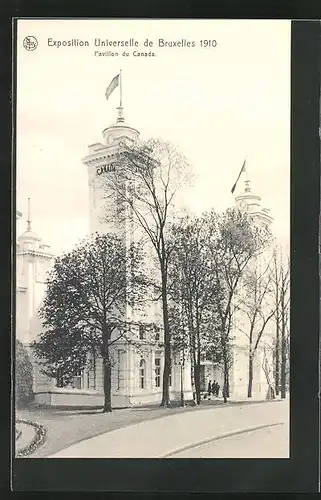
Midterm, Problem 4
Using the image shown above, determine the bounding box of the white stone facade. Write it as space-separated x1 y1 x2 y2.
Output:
228 178 276 399
16 114 277 407
79 108 194 407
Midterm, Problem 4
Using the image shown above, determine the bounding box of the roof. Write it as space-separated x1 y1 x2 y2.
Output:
18 230 42 241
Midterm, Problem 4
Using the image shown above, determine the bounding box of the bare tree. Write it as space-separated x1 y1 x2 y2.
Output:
101 138 191 406
237 259 276 398
168 302 190 407
271 246 290 398
206 208 272 398
262 343 276 400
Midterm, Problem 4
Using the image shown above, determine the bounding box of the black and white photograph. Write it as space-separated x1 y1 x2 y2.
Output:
14 19 290 462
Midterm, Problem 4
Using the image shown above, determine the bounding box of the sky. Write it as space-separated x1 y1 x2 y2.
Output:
16 19 290 255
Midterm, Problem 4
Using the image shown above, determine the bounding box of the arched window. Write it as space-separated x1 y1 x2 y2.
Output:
139 359 146 389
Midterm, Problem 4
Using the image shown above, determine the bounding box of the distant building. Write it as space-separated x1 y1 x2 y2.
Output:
201 177 275 398
16 205 55 397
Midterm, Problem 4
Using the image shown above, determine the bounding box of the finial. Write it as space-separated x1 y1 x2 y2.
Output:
27 198 32 231
116 106 125 123
245 179 251 192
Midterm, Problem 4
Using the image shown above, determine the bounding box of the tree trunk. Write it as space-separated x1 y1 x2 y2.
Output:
247 354 253 398
223 366 228 403
275 302 280 396
194 363 201 405
180 363 185 407
190 355 196 402
280 312 287 399
103 359 112 412
102 324 112 413
223 364 229 401
223 345 230 398
160 269 171 407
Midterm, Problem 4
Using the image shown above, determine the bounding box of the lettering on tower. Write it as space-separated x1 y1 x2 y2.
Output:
96 164 116 176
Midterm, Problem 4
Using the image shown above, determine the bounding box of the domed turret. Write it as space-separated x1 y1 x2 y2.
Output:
18 230 42 250
235 179 261 213
82 102 141 235
234 175 273 228
102 106 140 147
17 198 54 253
18 199 42 251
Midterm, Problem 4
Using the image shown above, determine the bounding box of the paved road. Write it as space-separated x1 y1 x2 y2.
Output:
170 421 289 458
50 399 289 459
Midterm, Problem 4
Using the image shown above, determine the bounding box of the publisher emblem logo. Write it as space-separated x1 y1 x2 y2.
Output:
23 36 38 51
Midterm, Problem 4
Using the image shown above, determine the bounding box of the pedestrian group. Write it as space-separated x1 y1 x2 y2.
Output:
207 379 220 398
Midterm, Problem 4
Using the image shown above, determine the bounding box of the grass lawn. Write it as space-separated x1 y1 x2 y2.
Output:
16 398 281 458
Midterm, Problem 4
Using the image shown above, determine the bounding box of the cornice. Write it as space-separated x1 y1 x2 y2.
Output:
17 250 54 259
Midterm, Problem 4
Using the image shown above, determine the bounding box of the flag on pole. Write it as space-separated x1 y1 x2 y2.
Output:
231 159 246 194
105 74 120 101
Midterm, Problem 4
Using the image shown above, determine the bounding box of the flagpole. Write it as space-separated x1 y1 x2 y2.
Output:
244 158 248 181
119 69 122 107
231 158 247 194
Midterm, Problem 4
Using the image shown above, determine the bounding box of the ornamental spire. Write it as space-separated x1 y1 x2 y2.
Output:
116 105 125 123
27 197 32 231
116 69 125 123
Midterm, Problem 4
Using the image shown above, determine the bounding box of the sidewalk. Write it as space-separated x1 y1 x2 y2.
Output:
49 399 288 458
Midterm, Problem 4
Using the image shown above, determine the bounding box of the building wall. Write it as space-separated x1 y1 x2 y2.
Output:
17 123 279 407
16 246 52 344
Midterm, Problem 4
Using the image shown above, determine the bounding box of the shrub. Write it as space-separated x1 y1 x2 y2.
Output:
15 340 34 408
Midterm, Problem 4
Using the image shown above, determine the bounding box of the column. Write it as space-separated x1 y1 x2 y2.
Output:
183 358 193 400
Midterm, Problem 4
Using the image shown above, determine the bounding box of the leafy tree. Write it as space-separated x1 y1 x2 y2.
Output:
32 325 90 387
101 138 191 406
16 339 34 408
168 214 223 405
32 233 146 412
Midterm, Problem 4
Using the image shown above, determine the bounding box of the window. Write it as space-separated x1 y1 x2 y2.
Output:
56 368 64 388
73 370 82 389
155 357 161 388
155 327 160 342
139 359 146 389
86 356 96 390
117 350 121 390
139 325 145 340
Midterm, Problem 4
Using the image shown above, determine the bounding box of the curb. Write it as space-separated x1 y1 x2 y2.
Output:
159 422 284 458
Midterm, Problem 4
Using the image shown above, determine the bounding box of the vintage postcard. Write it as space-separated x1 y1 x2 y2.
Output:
14 19 290 465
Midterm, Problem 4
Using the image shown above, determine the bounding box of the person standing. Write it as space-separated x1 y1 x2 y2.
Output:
211 381 216 397
216 382 220 397
207 380 212 399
